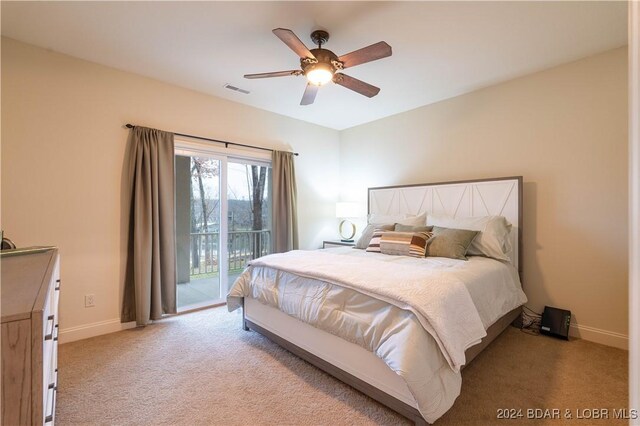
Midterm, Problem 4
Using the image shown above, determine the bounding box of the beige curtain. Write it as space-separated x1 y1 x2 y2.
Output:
272 151 298 252
122 126 177 326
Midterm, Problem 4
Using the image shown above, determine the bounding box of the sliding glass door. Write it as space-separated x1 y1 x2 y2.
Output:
227 160 272 287
175 145 272 311
175 153 224 310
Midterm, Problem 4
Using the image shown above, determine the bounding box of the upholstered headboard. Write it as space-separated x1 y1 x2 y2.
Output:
368 176 523 274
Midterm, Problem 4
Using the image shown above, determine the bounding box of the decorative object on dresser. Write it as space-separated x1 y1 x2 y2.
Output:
1 247 60 425
322 240 356 249
1 230 16 250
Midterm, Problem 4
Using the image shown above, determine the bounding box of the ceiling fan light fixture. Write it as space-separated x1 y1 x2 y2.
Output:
245 28 391 105
306 64 334 86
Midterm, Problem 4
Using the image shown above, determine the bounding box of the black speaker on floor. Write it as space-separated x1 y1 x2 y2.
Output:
540 306 571 340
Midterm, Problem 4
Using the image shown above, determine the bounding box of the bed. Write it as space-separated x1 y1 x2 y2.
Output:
228 176 525 424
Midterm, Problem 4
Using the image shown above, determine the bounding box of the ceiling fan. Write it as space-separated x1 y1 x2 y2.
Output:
244 28 392 105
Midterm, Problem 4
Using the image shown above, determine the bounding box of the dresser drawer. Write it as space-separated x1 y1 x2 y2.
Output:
43 324 58 392
46 258 61 324
50 331 58 384
43 275 59 342
44 378 56 425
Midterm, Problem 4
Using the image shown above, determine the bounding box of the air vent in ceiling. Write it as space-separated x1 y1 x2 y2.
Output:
224 83 250 95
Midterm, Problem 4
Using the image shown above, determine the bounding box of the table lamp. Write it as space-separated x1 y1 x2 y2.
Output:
335 202 361 242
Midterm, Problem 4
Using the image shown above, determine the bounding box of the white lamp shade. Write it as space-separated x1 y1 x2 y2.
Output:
336 202 362 218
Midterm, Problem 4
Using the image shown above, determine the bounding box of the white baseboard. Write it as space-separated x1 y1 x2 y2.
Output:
59 318 136 344
570 323 628 350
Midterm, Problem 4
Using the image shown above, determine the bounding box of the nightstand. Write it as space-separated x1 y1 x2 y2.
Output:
323 240 355 249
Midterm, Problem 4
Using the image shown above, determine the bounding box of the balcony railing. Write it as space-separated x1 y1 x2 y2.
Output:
190 230 271 276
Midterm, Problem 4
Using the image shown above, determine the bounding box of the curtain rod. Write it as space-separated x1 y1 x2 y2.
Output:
124 124 299 156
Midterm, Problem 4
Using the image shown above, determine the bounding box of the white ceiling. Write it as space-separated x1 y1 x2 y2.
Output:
1 1 627 130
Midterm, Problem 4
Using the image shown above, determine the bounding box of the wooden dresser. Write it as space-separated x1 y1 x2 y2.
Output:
1 248 60 425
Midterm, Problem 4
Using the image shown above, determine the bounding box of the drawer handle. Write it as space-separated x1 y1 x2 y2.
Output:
44 385 56 423
48 368 58 391
44 316 55 340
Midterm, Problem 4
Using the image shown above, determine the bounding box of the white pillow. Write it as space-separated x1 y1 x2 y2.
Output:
397 212 427 227
367 212 426 226
367 213 408 224
427 214 512 261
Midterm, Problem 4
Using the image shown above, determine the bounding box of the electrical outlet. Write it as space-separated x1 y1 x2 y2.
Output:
85 294 95 308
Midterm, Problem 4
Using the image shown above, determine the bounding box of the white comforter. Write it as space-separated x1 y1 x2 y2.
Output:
227 247 527 422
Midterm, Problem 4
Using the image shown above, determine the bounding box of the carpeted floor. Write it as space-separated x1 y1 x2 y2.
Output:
57 307 628 425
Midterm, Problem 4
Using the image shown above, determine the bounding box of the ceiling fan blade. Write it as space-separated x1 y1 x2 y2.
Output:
333 73 380 98
244 70 300 79
338 41 392 69
273 28 316 59
300 83 319 105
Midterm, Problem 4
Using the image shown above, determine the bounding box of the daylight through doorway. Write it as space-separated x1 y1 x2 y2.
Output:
175 149 272 311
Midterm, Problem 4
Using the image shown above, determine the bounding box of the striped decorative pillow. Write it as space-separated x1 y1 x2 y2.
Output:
365 227 388 253
379 231 434 258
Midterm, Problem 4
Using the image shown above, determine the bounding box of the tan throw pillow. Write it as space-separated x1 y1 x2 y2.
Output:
427 214 512 261
379 231 434 258
356 223 394 249
426 226 479 260
394 224 434 233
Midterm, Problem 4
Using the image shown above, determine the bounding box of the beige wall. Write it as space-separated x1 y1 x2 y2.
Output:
1 38 340 339
340 47 628 346
2 37 629 348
